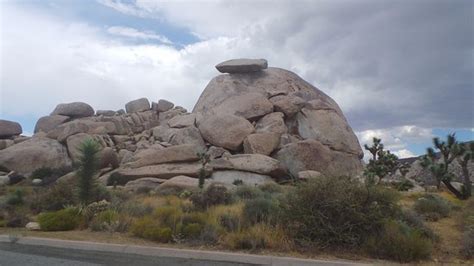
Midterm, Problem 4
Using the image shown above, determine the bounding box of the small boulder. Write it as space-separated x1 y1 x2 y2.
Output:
160 175 199 190
269 95 305 117
125 98 150 113
32 179 43 186
0 119 22 138
168 114 196 128
198 114 254 151
243 133 280 155
297 170 323 180
215 59 268 73
51 102 94 118
96 110 116 116
130 144 202 168
25 222 41 231
34 115 70 133
156 99 174 112
125 177 165 192
255 112 287 135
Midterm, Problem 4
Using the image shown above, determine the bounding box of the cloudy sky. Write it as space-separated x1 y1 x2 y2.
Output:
0 0 473 158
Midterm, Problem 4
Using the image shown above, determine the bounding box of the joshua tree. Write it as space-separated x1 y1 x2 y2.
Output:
76 139 101 204
364 137 399 182
421 134 472 199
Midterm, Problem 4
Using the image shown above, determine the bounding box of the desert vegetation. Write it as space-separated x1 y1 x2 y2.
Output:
0 136 472 264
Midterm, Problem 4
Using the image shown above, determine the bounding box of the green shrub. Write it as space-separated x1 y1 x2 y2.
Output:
38 208 82 231
282 176 400 247
153 206 182 229
243 197 280 225
182 223 203 239
413 194 452 221
6 189 24 206
396 179 415 191
130 217 173 243
233 185 263 200
30 181 77 212
400 210 437 241
365 220 432 262
119 202 153 218
89 209 118 231
232 179 244 186
221 224 291 251
190 184 233 210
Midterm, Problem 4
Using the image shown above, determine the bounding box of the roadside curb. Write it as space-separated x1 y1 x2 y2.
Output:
0 235 371 266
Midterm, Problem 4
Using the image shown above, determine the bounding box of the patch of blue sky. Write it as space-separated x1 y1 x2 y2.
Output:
11 0 198 47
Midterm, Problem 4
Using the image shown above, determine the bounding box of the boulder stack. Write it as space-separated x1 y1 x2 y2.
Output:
0 59 364 188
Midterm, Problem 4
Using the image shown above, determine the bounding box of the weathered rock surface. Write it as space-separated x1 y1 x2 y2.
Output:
210 154 286 178
118 162 210 180
210 170 275 186
269 95 305 117
255 112 288 135
96 110 116 116
34 115 69 133
198 114 254 151
130 144 201 168
203 93 274 120
275 140 362 178
0 139 14 150
243 133 280 155
215 59 268 73
0 137 72 175
156 99 174 112
125 177 165 191
297 170 323 180
160 175 199 190
47 119 117 142
125 98 150 113
168 114 196 128
0 119 22 138
51 102 94 118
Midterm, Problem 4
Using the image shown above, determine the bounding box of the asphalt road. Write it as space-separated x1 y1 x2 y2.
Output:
0 242 258 266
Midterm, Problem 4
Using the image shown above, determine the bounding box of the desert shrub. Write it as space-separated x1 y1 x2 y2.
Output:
6 189 24 206
156 185 187 196
413 194 452 221
118 201 153 218
258 183 283 194
232 179 244 186
233 185 263 200
461 230 474 259
219 213 241 232
182 223 203 239
106 172 132 186
38 207 82 231
221 224 292 251
281 176 400 247
243 197 280 225
365 220 432 262
190 184 233 210
89 209 130 232
30 167 53 180
130 217 173 243
400 210 437 241
396 179 415 191
30 181 76 212
199 223 220 244
153 206 183 229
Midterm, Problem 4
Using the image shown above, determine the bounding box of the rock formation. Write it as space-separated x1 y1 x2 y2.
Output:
0 59 364 189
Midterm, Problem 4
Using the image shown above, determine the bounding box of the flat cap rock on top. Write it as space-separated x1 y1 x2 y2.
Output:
215 59 268 73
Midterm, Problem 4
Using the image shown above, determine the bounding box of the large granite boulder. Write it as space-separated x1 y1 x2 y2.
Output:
210 154 286 178
118 162 211 180
194 63 363 177
0 137 72 175
125 98 150 113
0 120 22 138
210 170 275 186
51 102 94 118
34 115 69 133
198 114 254 151
130 144 201 168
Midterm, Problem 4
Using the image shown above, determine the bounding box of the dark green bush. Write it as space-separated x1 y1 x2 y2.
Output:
413 194 452 221
106 172 132 186
38 208 82 231
182 223 203 239
30 167 53 180
282 176 400 247
6 189 24 206
365 220 432 262
233 185 263 200
190 184 233 210
243 197 280 225
232 179 244 186
396 179 415 191
30 167 72 185
130 217 173 243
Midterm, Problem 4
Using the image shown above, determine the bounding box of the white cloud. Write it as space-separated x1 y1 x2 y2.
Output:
357 125 433 160
107 26 173 44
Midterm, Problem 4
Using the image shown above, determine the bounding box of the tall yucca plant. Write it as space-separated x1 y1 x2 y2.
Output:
76 139 101 204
